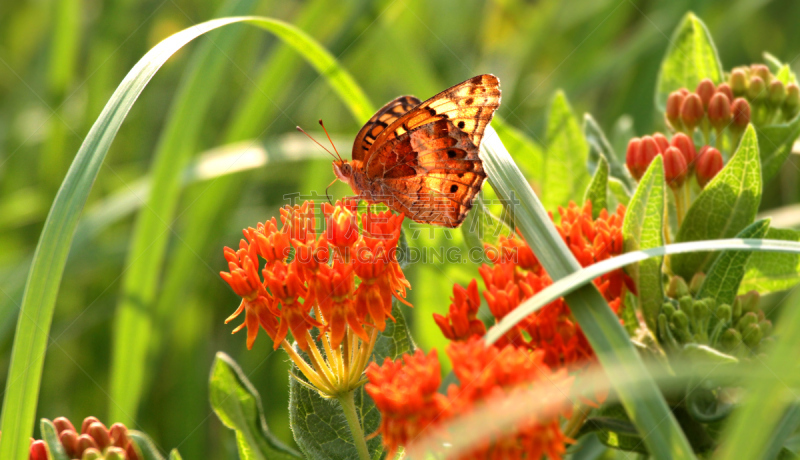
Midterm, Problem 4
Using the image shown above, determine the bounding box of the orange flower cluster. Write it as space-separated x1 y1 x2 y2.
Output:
366 337 573 459
220 200 411 350
435 201 632 368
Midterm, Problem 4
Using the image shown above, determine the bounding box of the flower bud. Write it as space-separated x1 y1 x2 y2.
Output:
105 446 128 460
666 91 685 129
678 295 693 312
60 430 79 457
81 417 104 435
748 76 767 102
696 146 723 188
109 423 129 449
720 328 742 351
769 79 786 107
87 422 110 451
742 322 763 348
737 290 761 314
731 98 751 134
695 78 716 109
716 83 734 102
663 146 688 187
751 64 771 83
53 417 76 435
759 319 773 337
670 132 697 168
784 83 800 120
81 447 102 460
653 132 669 152
662 302 676 317
680 93 704 132
667 275 690 298
29 440 48 460
708 92 732 131
737 311 758 330
670 310 692 343
625 137 644 180
689 272 706 296
76 433 99 454
127 443 142 460
730 69 748 97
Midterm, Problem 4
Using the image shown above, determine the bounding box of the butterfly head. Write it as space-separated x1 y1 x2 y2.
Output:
332 160 354 186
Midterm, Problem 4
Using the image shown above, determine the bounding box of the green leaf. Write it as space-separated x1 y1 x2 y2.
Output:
757 113 800 181
289 303 412 460
0 14 373 460
740 227 800 294
584 156 609 219
168 450 184 460
655 13 723 111
672 125 762 279
479 126 696 460
209 352 303 460
622 157 665 333
697 219 770 306
608 178 631 208
39 419 69 460
111 0 258 424
584 113 635 191
129 431 167 460
492 116 545 188
541 91 591 211
109 10 375 424
763 52 798 85
580 406 647 454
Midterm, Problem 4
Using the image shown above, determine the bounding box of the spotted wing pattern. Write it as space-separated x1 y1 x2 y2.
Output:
351 96 421 162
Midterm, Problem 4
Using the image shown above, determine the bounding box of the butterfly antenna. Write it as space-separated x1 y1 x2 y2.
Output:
318 119 343 162
296 126 338 160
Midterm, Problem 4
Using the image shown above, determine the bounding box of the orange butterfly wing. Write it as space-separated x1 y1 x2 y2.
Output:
351 96 421 162
358 74 501 227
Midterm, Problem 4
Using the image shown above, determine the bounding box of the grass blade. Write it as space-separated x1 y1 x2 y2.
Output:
0 14 372 460
481 125 696 459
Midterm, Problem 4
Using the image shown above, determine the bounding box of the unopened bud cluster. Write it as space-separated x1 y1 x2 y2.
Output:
625 132 722 189
658 275 773 358
728 64 800 125
25 417 140 460
666 79 750 142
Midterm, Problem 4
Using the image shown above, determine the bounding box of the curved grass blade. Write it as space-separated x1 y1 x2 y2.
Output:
482 124 698 460
110 12 374 423
0 15 371 460
485 238 800 344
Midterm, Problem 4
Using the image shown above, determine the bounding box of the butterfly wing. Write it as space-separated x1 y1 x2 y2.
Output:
366 74 500 156
351 96 421 162
370 119 488 227
359 74 500 227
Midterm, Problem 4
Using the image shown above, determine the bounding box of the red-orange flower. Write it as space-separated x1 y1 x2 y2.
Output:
367 338 574 459
433 280 486 341
264 261 321 350
315 261 369 347
323 200 359 250
365 349 449 458
220 241 277 349
439 201 632 369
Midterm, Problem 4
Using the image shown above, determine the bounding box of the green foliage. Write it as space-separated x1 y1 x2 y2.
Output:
757 113 800 181
209 352 302 460
673 125 762 279
622 157 665 333
584 113 634 191
540 91 591 211
697 219 770 306
740 228 800 294
655 12 723 111
289 303 412 460
584 156 609 218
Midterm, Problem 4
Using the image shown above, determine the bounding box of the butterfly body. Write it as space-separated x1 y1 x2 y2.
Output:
335 74 501 227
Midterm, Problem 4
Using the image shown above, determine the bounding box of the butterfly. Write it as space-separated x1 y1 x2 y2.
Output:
330 74 501 228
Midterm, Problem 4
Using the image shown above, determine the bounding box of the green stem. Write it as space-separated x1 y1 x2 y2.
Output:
338 390 371 460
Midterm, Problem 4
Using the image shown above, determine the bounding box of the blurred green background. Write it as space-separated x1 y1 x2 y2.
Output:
1 0 799 458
